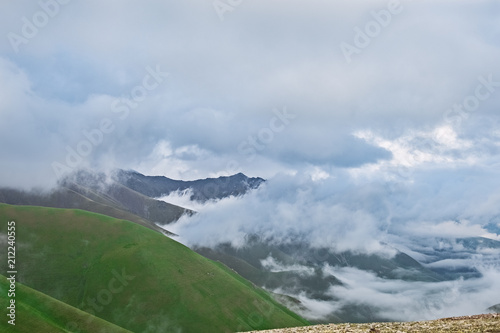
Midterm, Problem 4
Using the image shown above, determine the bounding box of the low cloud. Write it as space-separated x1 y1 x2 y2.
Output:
260 256 315 276
156 188 223 212
261 263 500 322
169 154 500 255
167 155 500 321
168 175 392 254
325 266 500 322
402 220 500 241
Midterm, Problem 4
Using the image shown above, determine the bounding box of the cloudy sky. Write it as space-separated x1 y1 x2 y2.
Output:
1 0 499 189
2 0 500 321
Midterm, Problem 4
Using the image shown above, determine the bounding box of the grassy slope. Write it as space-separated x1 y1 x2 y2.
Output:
0 275 132 333
0 185 182 235
0 204 308 333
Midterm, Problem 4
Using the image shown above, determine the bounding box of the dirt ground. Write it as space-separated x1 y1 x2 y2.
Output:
244 313 500 333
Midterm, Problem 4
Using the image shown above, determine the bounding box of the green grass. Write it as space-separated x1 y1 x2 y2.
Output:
0 204 309 332
0 274 132 333
0 185 180 235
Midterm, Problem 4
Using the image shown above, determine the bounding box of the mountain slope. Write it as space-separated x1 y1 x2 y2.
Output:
114 169 265 202
0 204 308 333
0 275 132 333
62 170 192 225
195 238 446 323
0 170 193 235
0 186 173 235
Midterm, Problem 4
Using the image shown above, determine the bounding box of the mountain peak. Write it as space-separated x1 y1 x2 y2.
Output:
229 172 247 179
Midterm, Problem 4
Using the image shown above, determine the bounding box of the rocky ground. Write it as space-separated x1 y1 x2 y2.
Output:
244 313 500 333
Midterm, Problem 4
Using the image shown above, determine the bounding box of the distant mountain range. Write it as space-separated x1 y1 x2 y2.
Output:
0 169 264 235
2 170 498 328
113 169 265 202
195 237 446 323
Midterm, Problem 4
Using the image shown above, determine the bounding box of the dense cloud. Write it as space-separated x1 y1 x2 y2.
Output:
1 0 499 188
166 161 500 321
168 154 500 251
324 266 500 321
261 265 500 321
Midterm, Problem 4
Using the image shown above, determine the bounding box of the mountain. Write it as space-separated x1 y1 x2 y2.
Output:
3 169 495 326
0 275 132 333
0 170 194 235
0 204 309 332
193 234 500 324
0 169 263 233
61 170 193 226
195 236 446 323
489 304 500 313
410 237 500 280
113 169 265 202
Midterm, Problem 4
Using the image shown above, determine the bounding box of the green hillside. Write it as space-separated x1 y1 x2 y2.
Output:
0 186 169 234
0 275 132 333
0 176 192 235
0 204 308 332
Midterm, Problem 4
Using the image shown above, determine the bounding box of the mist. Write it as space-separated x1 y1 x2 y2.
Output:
165 154 500 321
168 162 500 252
322 265 500 322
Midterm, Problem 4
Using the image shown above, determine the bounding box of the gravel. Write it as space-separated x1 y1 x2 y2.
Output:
243 313 500 333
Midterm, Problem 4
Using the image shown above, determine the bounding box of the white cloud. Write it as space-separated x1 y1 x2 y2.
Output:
324 265 500 321
260 256 315 276
403 220 500 241
170 156 500 249
168 175 397 256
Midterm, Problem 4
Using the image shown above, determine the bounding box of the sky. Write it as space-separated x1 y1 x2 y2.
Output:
1 0 499 189
2 0 500 321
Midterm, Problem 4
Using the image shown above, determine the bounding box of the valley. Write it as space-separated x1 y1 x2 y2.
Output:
2 170 499 332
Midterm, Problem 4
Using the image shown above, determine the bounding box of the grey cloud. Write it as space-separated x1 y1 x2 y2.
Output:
277 134 393 167
1 1 499 189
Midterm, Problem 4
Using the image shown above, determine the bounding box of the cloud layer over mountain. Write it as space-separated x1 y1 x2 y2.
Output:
167 164 500 321
169 162 500 250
